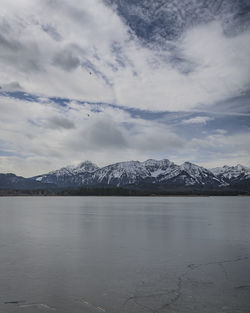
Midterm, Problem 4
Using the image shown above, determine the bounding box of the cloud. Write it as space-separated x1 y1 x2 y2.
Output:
46 116 75 129
183 132 250 167
182 116 213 125
215 129 227 135
106 0 250 43
0 81 23 91
190 133 250 153
0 1 249 175
68 118 128 151
52 49 81 71
88 119 128 148
0 94 249 176
0 96 185 176
0 1 249 112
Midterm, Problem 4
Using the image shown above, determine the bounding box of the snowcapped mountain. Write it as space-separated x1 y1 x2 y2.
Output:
91 161 150 186
159 162 222 186
92 159 222 188
1 159 249 192
33 161 99 187
211 165 250 184
90 159 178 186
31 159 228 189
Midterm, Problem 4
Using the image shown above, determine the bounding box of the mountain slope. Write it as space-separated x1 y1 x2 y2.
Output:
33 161 99 187
0 173 55 190
210 165 250 189
211 164 250 181
157 162 222 187
1 159 249 192
31 159 226 189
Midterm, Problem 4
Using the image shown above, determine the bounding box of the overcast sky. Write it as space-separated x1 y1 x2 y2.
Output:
0 0 250 176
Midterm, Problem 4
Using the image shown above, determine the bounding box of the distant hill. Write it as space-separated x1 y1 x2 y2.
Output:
0 173 55 190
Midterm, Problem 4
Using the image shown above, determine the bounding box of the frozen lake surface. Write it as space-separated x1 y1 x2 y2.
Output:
0 196 249 313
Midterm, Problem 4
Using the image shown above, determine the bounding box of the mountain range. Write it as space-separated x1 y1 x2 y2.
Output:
0 159 249 193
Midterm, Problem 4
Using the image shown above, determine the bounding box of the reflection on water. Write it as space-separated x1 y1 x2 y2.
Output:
0 196 249 313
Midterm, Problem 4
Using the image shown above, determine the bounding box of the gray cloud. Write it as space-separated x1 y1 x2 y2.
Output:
196 90 250 116
0 0 250 175
0 1 249 111
130 126 185 152
52 49 81 71
88 119 128 148
44 0 93 26
66 115 184 155
41 24 62 41
0 95 249 177
46 116 75 129
0 19 42 72
0 81 23 91
68 118 128 151
0 33 21 51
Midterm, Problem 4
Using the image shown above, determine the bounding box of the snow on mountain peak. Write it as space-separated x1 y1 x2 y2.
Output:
181 161 204 173
210 164 250 181
144 159 172 166
31 159 250 189
74 161 99 173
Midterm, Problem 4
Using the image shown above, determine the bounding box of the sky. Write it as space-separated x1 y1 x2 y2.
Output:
0 0 250 177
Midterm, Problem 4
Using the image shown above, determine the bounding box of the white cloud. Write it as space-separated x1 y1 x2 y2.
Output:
0 95 249 175
182 116 213 125
0 1 250 175
0 2 249 112
185 132 250 167
190 133 250 152
0 96 184 176
215 129 227 135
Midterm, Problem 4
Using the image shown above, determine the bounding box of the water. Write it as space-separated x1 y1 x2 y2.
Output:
0 196 249 313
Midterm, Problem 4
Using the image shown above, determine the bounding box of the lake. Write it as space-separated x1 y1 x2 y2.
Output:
0 196 249 313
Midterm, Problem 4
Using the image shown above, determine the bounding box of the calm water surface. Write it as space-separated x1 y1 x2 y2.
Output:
0 196 249 313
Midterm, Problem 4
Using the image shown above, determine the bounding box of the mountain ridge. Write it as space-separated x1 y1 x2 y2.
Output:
0 159 249 192
32 159 250 190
